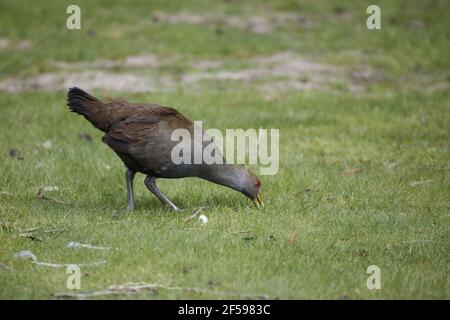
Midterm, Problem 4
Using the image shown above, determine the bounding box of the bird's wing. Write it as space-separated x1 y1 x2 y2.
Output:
102 104 194 172
104 105 193 143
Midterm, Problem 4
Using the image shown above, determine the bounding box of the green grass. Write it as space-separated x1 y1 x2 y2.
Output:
0 0 449 299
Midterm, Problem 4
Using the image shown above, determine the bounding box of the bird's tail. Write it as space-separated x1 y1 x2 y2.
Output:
67 87 108 132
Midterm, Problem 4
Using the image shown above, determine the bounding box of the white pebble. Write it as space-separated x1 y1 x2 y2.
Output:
199 214 208 224
42 140 52 149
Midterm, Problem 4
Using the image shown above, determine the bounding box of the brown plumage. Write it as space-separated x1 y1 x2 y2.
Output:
67 87 262 211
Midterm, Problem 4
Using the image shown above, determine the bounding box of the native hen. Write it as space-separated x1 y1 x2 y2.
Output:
67 87 262 211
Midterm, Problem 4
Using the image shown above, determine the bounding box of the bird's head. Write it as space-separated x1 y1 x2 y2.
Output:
239 169 264 208
202 164 264 208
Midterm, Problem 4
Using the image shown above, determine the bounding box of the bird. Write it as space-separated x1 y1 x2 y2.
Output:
67 87 263 211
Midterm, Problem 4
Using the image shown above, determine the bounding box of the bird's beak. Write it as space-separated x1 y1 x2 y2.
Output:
254 194 264 209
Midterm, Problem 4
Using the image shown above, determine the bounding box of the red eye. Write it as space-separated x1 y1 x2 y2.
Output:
255 180 260 188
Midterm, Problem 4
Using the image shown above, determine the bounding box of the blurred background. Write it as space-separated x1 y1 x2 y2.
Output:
0 0 448 95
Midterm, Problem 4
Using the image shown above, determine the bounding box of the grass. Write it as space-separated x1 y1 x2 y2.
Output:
0 0 449 299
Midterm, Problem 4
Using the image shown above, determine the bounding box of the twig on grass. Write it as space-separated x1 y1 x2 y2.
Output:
54 282 269 299
94 221 124 226
16 221 124 239
20 234 42 242
35 260 107 268
410 179 434 187
13 250 107 268
0 262 11 271
18 226 68 241
19 227 68 237
37 188 72 206
67 241 116 250
20 227 41 233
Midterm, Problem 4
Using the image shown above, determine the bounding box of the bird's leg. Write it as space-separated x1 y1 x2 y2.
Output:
144 176 179 211
126 167 136 211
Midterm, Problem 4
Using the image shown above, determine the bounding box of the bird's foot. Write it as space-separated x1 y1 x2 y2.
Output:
166 203 180 211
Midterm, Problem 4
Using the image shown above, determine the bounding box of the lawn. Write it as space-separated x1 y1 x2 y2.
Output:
0 0 449 299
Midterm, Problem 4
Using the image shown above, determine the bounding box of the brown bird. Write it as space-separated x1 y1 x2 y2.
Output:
67 87 263 211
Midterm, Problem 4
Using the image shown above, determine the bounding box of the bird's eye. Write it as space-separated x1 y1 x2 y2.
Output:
255 180 260 188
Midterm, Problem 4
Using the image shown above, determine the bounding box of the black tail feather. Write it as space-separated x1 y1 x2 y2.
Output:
67 87 101 116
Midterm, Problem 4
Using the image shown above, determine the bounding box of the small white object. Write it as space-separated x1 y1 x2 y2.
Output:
42 140 52 149
42 186 59 192
199 214 208 224
105 165 112 170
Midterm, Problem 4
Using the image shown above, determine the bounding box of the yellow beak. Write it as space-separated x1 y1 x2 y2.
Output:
254 194 264 209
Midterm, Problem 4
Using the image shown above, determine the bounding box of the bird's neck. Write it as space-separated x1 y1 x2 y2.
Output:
200 164 245 192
